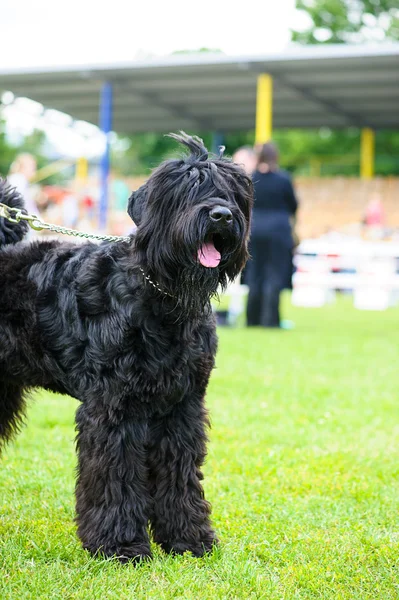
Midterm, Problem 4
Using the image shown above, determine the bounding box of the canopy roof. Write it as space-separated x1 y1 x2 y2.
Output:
0 43 398 133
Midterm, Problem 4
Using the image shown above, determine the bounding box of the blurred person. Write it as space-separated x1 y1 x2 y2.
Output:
232 146 257 176
364 195 384 227
82 191 95 222
31 184 50 213
111 172 130 212
233 146 257 287
110 172 131 235
7 153 39 216
364 194 384 240
247 142 298 328
62 189 79 229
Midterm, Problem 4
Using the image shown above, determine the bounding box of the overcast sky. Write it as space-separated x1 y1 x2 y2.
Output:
0 0 306 68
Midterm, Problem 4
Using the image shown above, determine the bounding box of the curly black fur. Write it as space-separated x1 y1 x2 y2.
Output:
0 183 28 245
0 133 253 562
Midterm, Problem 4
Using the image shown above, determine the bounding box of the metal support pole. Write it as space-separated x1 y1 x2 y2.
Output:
76 157 88 183
255 74 273 145
212 131 225 155
99 82 113 229
360 127 375 179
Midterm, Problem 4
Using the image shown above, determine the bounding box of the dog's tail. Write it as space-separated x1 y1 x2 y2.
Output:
0 178 29 246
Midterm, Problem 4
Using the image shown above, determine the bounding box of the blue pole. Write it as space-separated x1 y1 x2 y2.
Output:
99 81 113 229
212 131 225 155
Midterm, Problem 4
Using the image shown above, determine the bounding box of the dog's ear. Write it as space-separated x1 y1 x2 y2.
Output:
127 183 147 226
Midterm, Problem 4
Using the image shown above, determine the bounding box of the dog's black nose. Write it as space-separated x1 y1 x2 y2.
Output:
209 206 233 224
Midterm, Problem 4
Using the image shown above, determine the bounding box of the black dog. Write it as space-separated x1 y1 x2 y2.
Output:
0 133 252 562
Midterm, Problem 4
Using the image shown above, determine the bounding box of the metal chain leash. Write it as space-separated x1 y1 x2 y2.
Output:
0 203 131 243
0 202 176 297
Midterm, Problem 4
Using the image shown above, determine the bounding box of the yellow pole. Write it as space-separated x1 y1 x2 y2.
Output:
360 128 375 179
255 74 273 145
76 157 88 183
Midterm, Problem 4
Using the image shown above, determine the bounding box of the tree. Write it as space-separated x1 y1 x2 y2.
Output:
287 0 399 175
112 128 399 177
0 119 17 177
292 0 399 44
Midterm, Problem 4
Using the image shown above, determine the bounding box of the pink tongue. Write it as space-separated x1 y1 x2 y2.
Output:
198 242 221 268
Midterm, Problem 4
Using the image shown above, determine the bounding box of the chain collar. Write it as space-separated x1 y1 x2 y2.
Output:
138 267 175 298
0 202 175 299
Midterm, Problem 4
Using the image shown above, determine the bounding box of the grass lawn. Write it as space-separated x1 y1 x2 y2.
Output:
1 296 399 599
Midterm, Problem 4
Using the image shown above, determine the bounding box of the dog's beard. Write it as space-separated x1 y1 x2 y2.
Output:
172 262 221 318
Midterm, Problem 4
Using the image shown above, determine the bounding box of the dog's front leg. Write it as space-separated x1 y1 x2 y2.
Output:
147 394 218 557
75 403 151 563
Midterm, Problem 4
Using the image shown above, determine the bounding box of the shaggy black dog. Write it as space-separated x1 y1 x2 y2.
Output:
0 133 252 562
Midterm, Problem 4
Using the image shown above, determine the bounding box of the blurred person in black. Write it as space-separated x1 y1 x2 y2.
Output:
247 142 298 328
232 146 257 288
232 146 257 177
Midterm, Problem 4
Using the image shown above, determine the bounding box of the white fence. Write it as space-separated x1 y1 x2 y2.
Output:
293 238 399 310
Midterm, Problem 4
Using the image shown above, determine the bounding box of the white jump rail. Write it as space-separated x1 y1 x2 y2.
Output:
293 238 399 309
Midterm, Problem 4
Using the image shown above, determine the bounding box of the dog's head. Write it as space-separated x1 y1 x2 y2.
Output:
128 132 253 311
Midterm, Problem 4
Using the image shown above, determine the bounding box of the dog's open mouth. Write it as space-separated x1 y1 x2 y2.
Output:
198 234 224 268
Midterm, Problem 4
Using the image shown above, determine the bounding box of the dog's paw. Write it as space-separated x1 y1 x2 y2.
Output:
160 534 219 557
85 542 152 564
114 544 153 565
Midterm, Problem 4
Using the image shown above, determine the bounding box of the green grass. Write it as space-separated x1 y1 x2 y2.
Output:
1 296 399 599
